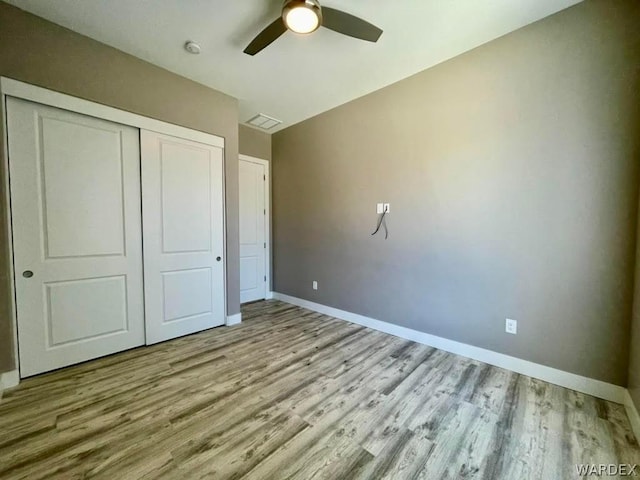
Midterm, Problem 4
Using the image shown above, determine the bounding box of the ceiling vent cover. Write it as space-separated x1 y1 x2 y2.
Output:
246 113 282 130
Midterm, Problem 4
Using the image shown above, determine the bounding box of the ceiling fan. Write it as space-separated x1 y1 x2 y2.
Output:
244 0 383 56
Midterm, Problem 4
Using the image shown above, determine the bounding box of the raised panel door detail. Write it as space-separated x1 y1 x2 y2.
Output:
46 276 128 347
160 141 212 254
239 162 258 245
39 116 125 259
8 98 145 377
239 159 266 303
142 130 225 345
240 257 258 291
162 268 212 323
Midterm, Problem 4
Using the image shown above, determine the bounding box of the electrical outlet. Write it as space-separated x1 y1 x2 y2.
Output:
312 281 318 290
505 318 517 335
383 203 390 213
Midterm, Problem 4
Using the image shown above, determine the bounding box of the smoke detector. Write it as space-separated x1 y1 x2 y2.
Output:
246 113 282 130
184 41 201 54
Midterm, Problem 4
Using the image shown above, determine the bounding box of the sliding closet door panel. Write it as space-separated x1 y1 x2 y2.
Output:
7 97 145 377
141 130 225 344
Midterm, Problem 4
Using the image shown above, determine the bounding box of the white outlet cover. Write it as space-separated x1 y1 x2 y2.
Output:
383 203 390 213
312 281 318 290
505 318 517 334
376 203 384 214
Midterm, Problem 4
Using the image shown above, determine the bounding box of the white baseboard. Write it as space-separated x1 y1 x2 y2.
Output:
624 391 640 443
266 291 274 300
226 313 242 326
0 369 19 393
273 292 626 404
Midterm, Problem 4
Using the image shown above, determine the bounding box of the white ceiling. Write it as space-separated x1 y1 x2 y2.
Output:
6 0 582 132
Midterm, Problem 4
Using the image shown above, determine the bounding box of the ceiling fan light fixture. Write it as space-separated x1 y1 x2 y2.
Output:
244 0 382 56
282 0 321 34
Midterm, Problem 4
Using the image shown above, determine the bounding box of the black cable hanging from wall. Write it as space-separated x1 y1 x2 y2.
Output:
371 206 389 239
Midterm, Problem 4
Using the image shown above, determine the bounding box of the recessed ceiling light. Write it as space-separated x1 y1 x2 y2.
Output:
184 41 201 54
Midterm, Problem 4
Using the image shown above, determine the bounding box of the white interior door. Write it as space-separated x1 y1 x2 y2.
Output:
141 130 225 344
7 97 145 377
239 158 266 303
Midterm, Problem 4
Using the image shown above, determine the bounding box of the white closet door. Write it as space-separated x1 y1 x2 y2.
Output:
141 130 225 344
239 158 266 303
7 97 145 377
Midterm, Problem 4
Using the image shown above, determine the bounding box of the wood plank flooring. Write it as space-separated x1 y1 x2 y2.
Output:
0 300 638 479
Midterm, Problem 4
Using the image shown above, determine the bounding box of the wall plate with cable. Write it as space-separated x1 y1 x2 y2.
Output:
376 203 390 214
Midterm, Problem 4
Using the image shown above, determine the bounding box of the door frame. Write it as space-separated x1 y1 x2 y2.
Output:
239 154 271 298
1 77 227 383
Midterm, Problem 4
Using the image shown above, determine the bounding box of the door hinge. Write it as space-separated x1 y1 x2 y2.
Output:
264 275 266 282
264 242 266 248
264 209 266 215
263 174 266 181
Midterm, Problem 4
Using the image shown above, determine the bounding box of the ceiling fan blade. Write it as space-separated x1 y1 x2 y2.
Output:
244 17 287 56
321 7 382 42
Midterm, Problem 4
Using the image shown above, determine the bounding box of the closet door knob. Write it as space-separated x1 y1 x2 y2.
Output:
216 256 221 262
22 270 34 278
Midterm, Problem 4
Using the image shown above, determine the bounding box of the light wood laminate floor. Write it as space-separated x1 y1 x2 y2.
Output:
1 300 639 479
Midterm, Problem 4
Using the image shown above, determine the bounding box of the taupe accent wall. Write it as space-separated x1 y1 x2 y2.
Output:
273 0 640 386
0 2 241 373
239 124 272 161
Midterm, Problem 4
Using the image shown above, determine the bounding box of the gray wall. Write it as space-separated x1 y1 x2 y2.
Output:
239 124 272 161
0 2 241 374
630 193 640 409
272 0 640 386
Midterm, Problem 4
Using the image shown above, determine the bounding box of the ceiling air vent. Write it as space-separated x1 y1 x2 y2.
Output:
246 113 282 130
